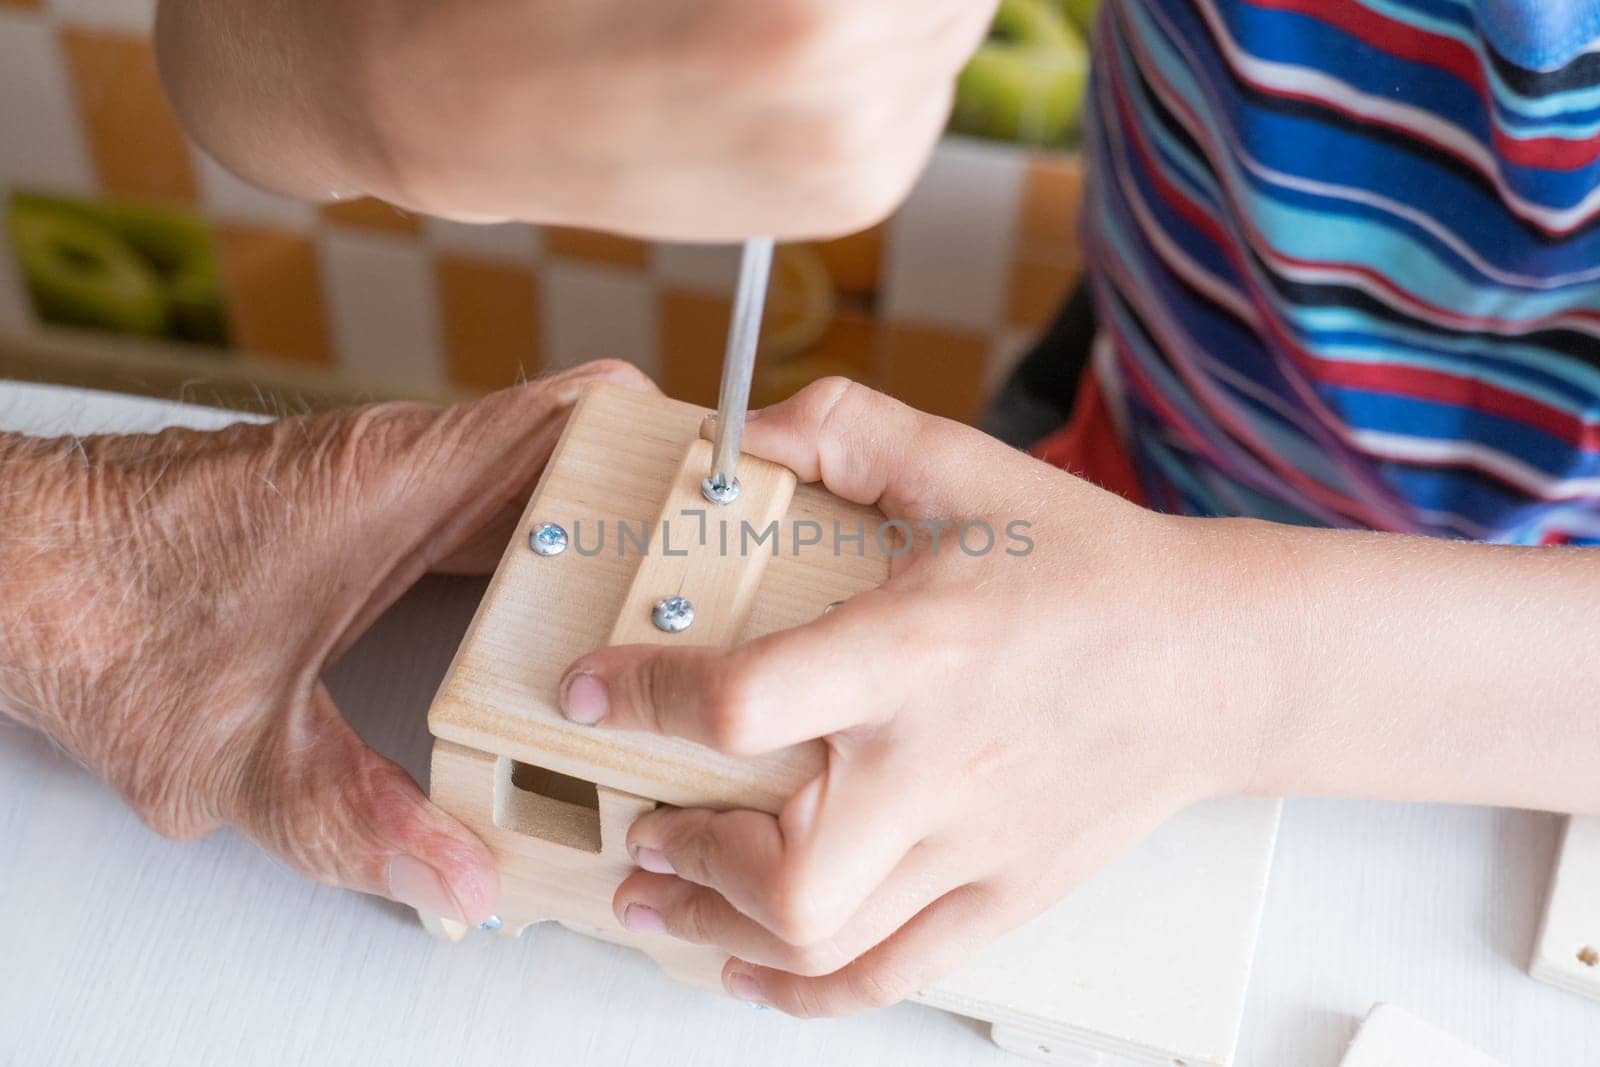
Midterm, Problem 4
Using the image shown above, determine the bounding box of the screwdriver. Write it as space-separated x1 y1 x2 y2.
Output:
702 236 775 505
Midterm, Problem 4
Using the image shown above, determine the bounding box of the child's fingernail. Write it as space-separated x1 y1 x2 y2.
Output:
622 903 666 933
634 846 675 875
560 672 608 725
387 855 464 921
727 970 767 1005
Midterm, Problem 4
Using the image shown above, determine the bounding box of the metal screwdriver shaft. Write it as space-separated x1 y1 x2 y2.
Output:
703 236 775 504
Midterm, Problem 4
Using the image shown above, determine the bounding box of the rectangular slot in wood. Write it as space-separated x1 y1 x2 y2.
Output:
493 758 603 853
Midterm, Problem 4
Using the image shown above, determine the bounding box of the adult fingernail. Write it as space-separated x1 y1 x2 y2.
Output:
387 855 464 921
561 672 608 725
634 846 675 875
622 903 666 934
727 970 768 1006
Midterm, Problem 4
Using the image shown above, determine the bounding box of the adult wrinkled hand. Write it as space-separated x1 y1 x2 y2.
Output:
155 0 997 241
0 361 652 924
556 378 1274 1015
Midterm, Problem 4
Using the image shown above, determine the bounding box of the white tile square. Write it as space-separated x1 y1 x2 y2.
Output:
422 216 540 262
651 241 740 294
0 12 96 195
883 136 1025 331
47 0 156 32
541 261 659 380
193 150 316 230
319 231 445 390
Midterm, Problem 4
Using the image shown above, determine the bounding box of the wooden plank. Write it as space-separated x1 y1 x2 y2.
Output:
428 383 885 813
1339 1004 1502 1067
1533 815 1600 1002
607 439 795 648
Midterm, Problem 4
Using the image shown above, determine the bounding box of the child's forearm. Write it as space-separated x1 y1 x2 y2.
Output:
1228 518 1600 813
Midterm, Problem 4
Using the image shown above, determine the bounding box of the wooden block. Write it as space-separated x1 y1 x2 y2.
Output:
429 384 885 813
1532 815 1600 1001
1338 1004 1502 1067
425 384 1281 1065
607 440 796 648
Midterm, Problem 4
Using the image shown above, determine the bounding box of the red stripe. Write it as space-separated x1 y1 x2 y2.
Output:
1313 359 1600 450
1115 9 1600 477
1123 3 1600 454
1106 43 1406 525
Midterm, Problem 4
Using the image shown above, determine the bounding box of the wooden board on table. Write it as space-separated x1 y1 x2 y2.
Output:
426 383 1281 1066
1338 1004 1503 1067
1533 815 1600 1002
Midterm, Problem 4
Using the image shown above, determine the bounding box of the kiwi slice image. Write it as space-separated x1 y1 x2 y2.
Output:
165 258 230 347
7 198 168 338
952 0 1089 147
100 199 230 347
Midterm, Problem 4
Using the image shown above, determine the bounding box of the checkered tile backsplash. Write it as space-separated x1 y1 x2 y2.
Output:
0 0 1083 423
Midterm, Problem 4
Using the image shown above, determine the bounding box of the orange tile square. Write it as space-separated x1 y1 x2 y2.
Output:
61 29 196 204
213 224 332 365
879 322 990 425
1017 153 1084 257
752 310 878 408
436 257 540 390
1007 256 1078 331
319 197 421 236
659 289 730 407
544 227 650 270
812 224 885 300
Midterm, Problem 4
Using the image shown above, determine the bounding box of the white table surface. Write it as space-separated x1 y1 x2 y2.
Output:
2 380 1598 1067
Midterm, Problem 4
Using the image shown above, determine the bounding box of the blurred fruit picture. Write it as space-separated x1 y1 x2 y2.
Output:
5 191 230 347
951 0 1092 148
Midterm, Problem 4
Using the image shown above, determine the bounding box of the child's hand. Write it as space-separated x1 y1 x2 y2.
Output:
556 379 1275 1014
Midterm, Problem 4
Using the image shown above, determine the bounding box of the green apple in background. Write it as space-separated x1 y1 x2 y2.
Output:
951 0 1090 147
7 196 168 338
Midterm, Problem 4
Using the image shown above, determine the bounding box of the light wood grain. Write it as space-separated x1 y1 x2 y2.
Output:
428 384 886 813
1532 816 1600 1002
1338 1004 1503 1067
425 384 1282 1065
607 439 796 648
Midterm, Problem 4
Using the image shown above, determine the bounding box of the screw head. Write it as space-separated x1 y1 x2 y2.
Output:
651 596 695 633
700 475 742 505
530 522 568 556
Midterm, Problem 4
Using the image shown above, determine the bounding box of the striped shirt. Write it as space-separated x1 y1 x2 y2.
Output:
1079 0 1600 543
